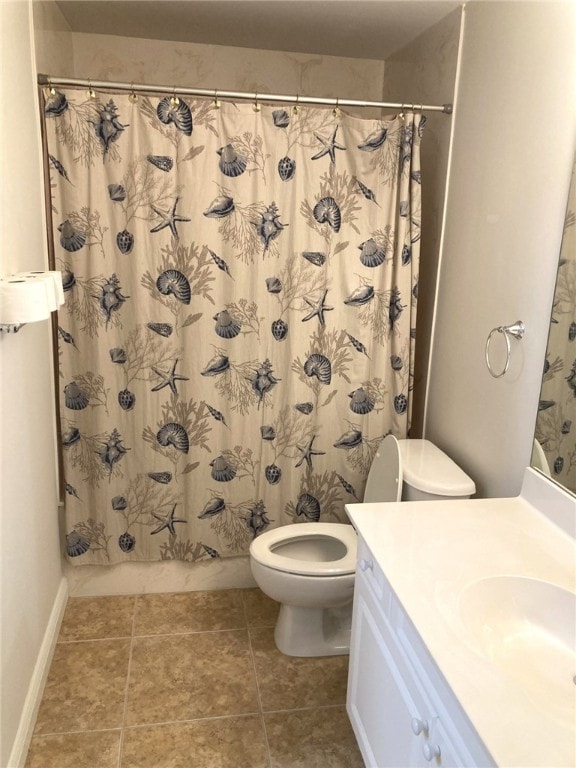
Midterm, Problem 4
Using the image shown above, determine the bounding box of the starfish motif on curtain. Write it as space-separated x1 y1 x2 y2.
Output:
295 434 326 470
151 358 189 395
150 196 191 238
302 289 334 325
311 126 346 163
150 504 187 536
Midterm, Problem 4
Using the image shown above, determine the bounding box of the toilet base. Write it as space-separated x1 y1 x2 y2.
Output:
274 602 353 657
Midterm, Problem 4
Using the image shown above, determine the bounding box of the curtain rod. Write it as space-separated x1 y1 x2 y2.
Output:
38 74 453 115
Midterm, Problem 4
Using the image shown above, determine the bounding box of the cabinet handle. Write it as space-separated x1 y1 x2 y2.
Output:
359 558 374 572
423 743 441 762
411 717 429 736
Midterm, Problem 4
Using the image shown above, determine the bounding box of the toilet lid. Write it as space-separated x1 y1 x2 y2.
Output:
250 523 357 576
363 434 402 503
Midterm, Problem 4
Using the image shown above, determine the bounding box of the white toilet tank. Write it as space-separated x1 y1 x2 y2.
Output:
364 437 476 503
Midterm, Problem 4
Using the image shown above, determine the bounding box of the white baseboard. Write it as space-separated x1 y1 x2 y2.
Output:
7 577 68 768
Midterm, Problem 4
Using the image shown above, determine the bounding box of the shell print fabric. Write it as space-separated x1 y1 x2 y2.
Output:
534 161 576 493
44 88 422 564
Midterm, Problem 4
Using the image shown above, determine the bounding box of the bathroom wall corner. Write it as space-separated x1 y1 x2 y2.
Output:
1 3 64 765
6 578 68 768
382 7 463 436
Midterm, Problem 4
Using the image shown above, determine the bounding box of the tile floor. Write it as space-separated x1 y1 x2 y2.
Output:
25 589 364 768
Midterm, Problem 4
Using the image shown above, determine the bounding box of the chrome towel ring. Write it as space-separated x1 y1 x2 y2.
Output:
485 321 525 378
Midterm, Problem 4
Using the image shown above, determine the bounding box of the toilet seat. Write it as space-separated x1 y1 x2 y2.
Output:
250 523 357 577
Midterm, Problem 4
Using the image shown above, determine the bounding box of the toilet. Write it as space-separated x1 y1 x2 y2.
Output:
249 435 476 657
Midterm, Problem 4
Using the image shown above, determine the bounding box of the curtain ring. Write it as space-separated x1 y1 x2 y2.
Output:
253 91 261 112
170 86 179 107
293 94 300 115
399 103 406 121
128 82 138 103
48 77 55 96
213 89 220 109
87 79 96 99
333 97 341 119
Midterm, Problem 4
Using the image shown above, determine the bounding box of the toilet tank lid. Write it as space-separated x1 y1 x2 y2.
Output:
398 439 476 496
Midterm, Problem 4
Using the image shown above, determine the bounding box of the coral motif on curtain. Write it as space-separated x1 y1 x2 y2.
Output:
43 87 423 564
535 161 576 492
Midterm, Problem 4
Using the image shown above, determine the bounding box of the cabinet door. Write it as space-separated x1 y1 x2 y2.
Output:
347 588 424 768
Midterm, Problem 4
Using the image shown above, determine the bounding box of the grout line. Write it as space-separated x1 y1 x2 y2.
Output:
57 635 133 644
121 711 262 730
33 727 123 737
262 702 346 715
117 595 137 768
32 711 269 738
245 625 273 768
46 589 327 767
130 625 248 639
58 626 260 644
33 703 345 739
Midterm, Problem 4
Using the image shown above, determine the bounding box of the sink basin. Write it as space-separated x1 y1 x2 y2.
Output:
458 576 576 727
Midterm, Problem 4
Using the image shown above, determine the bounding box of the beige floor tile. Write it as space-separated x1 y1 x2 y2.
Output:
265 707 364 768
58 596 135 641
125 630 259 726
133 590 245 635
250 627 349 711
25 730 121 768
241 588 280 628
121 716 269 768
34 639 131 734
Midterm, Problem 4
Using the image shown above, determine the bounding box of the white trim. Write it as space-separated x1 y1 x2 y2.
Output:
422 4 466 437
7 577 68 768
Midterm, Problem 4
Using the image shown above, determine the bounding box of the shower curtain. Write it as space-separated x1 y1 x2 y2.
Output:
535 160 576 492
43 87 423 564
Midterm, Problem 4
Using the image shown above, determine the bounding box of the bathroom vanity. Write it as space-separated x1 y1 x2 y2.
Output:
345 469 575 768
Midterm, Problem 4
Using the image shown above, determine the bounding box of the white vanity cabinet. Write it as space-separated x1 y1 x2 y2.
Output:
347 536 495 768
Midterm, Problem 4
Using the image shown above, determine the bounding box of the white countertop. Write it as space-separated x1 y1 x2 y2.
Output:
346 494 576 768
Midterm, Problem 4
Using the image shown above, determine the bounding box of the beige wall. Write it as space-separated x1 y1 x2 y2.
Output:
37 28 385 116
33 0 74 76
426 1 576 497
382 7 462 436
1 2 64 765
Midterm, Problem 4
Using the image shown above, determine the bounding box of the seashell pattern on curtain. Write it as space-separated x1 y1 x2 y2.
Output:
534 160 576 493
43 88 424 565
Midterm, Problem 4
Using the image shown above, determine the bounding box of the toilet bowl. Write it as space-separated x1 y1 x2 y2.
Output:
250 523 357 657
249 436 475 657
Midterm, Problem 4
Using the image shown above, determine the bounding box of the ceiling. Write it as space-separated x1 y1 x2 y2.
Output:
54 1 462 60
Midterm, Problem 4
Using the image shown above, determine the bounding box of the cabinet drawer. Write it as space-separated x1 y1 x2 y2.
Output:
356 536 390 609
